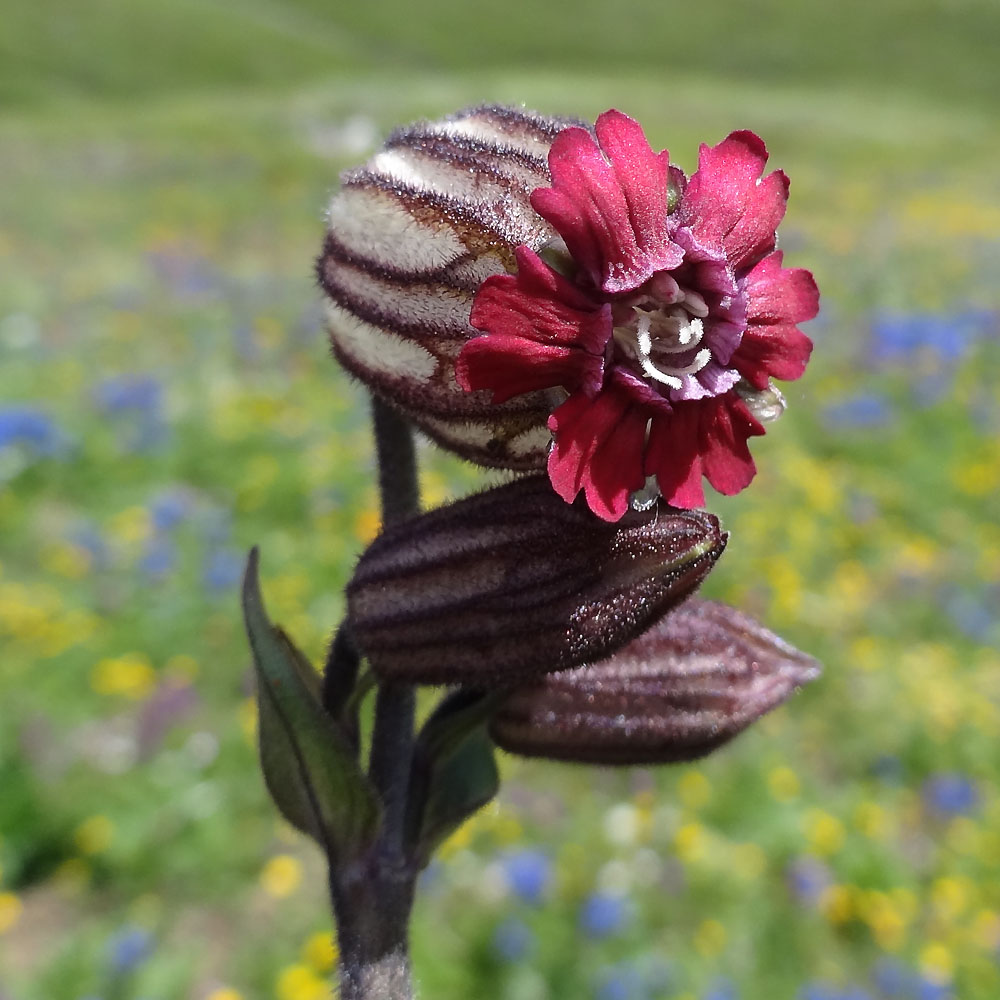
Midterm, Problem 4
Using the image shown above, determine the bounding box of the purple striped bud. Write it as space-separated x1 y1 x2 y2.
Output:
489 598 820 764
317 105 582 471
346 475 726 686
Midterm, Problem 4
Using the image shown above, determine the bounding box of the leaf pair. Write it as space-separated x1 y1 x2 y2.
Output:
243 549 492 867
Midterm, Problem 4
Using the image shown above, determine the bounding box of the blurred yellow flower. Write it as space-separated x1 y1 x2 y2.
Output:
165 653 200 681
674 823 706 864
302 930 338 973
678 771 711 810
354 508 381 545
819 885 853 924
858 890 906 951
0 892 23 934
261 855 303 898
694 919 727 957
108 506 152 545
767 766 800 802
41 542 92 579
206 989 244 1000
91 653 157 699
931 877 973 921
971 909 1000 951
853 801 888 839
805 810 846 856
74 814 114 855
919 942 954 984
275 963 327 1000
239 697 258 745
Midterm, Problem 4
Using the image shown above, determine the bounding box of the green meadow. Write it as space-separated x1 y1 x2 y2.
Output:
1 2 998 999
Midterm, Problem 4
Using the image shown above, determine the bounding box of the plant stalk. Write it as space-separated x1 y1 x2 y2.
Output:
331 396 420 1000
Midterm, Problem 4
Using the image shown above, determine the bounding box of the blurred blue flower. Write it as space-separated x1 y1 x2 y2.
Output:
871 958 916 997
493 918 535 962
704 978 738 1000
203 548 243 592
914 979 952 1000
786 856 832 905
70 523 110 571
501 849 551 905
95 375 162 414
579 891 631 938
94 375 166 451
822 392 894 429
943 588 996 642
0 406 65 456
799 984 838 1000
923 773 979 816
840 988 875 1000
107 926 153 973
139 537 176 579
595 962 645 1000
150 488 193 532
869 310 992 364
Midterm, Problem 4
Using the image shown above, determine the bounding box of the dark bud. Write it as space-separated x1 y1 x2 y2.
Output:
347 475 726 686
489 597 821 765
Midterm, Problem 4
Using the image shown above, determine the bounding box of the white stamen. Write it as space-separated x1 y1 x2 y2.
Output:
667 348 712 376
636 317 683 388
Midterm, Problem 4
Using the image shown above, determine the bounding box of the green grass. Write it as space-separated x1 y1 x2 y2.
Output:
1 2 999 998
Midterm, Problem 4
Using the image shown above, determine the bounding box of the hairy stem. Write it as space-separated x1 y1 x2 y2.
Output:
331 396 420 1000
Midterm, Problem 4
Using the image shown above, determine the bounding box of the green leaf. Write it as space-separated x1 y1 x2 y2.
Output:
407 689 503 867
242 547 381 858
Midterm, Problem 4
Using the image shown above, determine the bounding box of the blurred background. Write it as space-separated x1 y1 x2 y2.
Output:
1 1 998 998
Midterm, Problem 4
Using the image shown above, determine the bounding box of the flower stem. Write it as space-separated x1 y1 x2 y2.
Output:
330 396 420 1000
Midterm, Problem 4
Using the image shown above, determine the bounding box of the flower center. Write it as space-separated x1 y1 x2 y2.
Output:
612 288 713 391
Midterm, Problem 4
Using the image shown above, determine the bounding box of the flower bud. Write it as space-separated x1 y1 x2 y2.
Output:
346 475 726 686
489 597 820 764
317 105 582 470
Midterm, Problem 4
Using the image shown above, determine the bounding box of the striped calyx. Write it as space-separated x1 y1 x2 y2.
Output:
346 475 726 686
489 597 820 765
318 105 582 470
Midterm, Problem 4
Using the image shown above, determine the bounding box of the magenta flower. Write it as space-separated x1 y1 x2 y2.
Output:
457 110 819 521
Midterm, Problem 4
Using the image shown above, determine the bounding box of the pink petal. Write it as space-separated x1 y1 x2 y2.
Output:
548 387 647 520
645 396 765 507
699 396 764 496
460 248 612 401
678 131 788 271
735 252 819 389
457 334 604 404
583 402 650 520
531 112 683 296
645 404 705 509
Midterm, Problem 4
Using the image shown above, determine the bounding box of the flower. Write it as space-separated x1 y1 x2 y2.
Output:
579 891 632 938
458 110 819 520
501 849 551 904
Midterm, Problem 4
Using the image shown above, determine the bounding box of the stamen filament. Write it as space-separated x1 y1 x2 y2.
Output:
636 319 683 389
636 316 712 387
